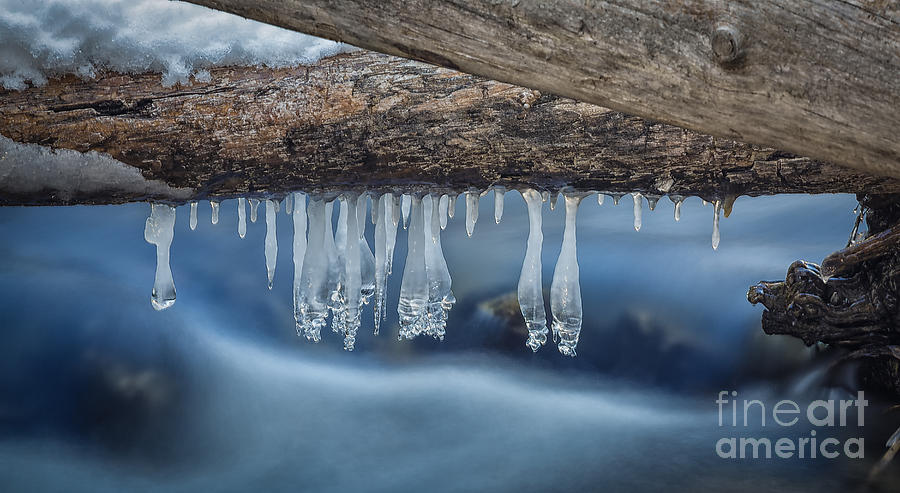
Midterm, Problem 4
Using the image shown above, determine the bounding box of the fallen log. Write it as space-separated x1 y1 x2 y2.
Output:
183 0 900 179
2 51 898 206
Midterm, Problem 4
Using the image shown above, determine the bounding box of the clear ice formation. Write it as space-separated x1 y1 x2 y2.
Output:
550 192 584 357
439 194 449 230
292 193 307 336
518 189 547 352
144 203 176 311
210 200 220 225
631 192 643 232
237 197 247 238
712 199 722 250
398 195 429 340
265 199 277 289
465 191 479 237
401 194 411 229
146 187 730 353
494 186 506 224
249 198 260 223
189 201 198 230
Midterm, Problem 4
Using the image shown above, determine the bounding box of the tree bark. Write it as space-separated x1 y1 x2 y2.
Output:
2 51 898 206
182 0 900 180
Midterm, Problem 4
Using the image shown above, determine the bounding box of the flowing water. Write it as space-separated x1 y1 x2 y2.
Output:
1 192 898 491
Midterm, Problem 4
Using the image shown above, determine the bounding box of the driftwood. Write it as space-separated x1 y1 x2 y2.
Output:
2 51 899 206
184 0 900 179
748 194 900 392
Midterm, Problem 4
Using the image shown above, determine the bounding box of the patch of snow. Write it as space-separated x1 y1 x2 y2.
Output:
0 135 193 200
0 0 353 90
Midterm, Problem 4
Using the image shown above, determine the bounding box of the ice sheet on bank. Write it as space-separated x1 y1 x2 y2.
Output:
0 0 354 90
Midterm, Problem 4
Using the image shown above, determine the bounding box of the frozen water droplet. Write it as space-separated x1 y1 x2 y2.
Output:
712 200 722 250
549 191 559 210
292 193 307 336
519 189 547 352
189 201 198 230
237 197 247 238
611 193 624 206
702 199 710 207
631 192 643 232
550 192 584 357
265 199 278 289
249 198 260 223
145 204 176 310
465 191 479 237
494 186 506 224
541 190 549 203
285 193 293 215
210 200 219 224
597 193 605 206
401 194 411 229
646 194 660 211
668 195 684 222
439 194 449 230
448 193 458 219
723 194 737 218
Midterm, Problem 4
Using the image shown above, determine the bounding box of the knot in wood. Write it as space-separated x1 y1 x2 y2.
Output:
711 24 742 64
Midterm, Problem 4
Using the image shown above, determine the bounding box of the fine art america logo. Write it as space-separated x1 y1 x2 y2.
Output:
715 391 867 459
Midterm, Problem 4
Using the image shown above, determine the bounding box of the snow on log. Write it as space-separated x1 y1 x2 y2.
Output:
183 0 900 179
1 51 898 206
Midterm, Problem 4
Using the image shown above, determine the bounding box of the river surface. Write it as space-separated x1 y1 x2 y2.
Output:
1 193 898 491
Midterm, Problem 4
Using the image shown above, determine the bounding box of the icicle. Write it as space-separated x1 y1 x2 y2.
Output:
237 197 247 238
292 193 307 336
423 194 455 340
401 194 411 229
519 189 547 352
285 193 293 215
210 200 220 225
712 200 722 250
386 193 399 275
374 194 389 335
549 191 559 211
398 195 429 340
249 198 260 223
597 193 605 206
370 193 378 225
329 199 349 335
631 192 643 232
702 199 710 207
448 193 458 219
144 204 176 311
358 192 376 306
439 194 449 230
646 194 660 211
494 186 506 224
723 194 738 218
189 201 198 230
668 194 684 222
550 192 584 357
465 190 479 237
296 198 329 342
338 194 363 351
541 190 549 203
611 193 624 206
264 200 278 289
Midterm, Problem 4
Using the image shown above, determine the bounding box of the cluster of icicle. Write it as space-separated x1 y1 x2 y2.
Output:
144 189 728 356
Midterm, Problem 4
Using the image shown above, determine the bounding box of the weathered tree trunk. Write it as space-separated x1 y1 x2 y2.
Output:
2 51 898 206
183 0 900 179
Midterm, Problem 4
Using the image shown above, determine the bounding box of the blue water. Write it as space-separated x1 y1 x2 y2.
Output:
0 193 894 491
